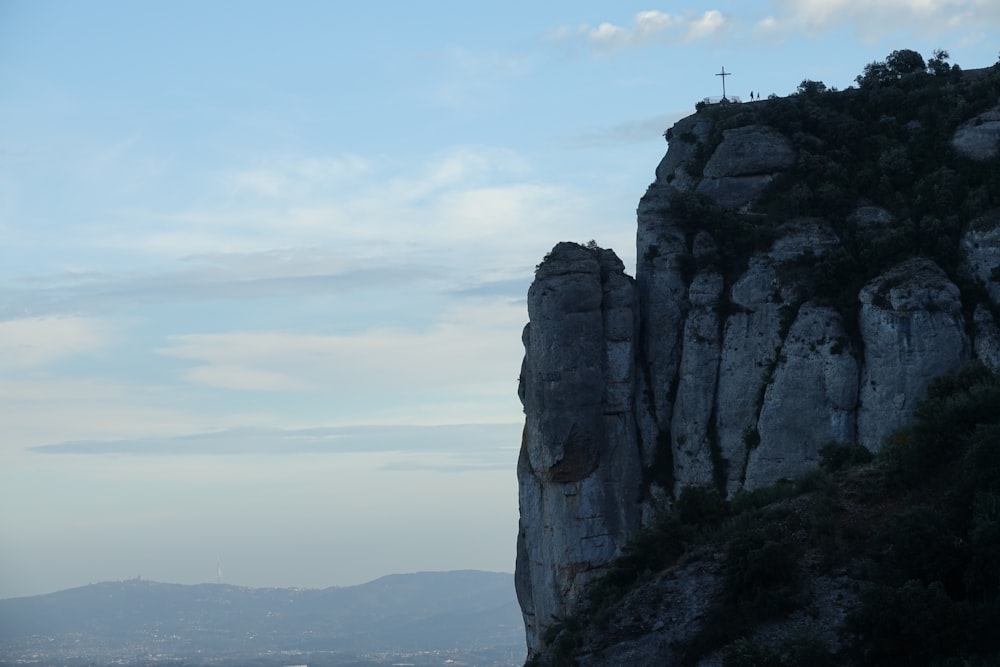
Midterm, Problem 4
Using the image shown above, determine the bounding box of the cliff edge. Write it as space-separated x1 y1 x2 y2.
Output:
517 59 1000 660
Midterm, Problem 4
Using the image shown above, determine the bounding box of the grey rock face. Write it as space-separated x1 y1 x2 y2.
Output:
517 108 999 657
857 258 970 450
696 125 795 209
850 205 893 231
671 267 724 493
973 306 1000 373
746 303 858 488
696 175 776 210
714 254 790 493
531 545 860 667
516 242 643 655
709 220 842 493
952 108 1000 160
635 180 688 463
850 205 897 247
572 554 724 667
768 218 842 262
961 212 1000 304
960 213 1000 372
702 125 796 178
657 115 713 192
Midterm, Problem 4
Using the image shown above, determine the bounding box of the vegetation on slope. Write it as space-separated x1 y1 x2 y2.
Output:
530 362 1000 666
528 50 1000 667
669 49 1000 329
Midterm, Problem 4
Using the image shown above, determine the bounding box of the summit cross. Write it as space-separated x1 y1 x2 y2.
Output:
716 66 732 100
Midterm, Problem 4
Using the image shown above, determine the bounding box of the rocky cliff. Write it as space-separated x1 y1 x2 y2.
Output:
516 64 1000 659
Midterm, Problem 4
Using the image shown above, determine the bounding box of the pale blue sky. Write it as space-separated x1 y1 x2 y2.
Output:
1 1 997 598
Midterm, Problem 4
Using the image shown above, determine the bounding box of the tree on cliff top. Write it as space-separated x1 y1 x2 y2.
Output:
856 48 932 86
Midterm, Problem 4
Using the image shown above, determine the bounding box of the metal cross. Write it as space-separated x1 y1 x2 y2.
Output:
716 66 731 100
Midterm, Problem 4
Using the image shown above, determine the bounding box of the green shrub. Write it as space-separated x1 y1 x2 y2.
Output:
723 632 836 667
819 442 874 472
729 479 799 515
781 632 836 666
844 364 1000 665
676 485 729 528
722 638 783 667
794 467 833 494
876 505 966 589
966 491 1000 600
881 362 1000 485
846 580 960 665
586 511 690 611
723 530 800 616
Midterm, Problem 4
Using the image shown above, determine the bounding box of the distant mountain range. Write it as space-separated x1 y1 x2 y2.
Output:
0 570 525 667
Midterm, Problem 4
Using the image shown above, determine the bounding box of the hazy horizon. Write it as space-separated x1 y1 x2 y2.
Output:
2 1 998 599
1 567 517 600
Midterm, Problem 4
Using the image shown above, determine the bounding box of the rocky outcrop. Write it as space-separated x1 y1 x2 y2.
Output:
951 107 1000 160
516 242 643 651
670 262 724 492
572 551 726 666
696 125 795 210
517 92 1000 657
747 302 858 488
961 211 1000 304
856 258 970 449
961 212 1000 373
542 550 859 667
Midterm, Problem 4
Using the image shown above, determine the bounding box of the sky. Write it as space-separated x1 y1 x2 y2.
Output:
0 1 998 600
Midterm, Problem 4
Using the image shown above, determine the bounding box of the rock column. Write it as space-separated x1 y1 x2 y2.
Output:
515 242 643 655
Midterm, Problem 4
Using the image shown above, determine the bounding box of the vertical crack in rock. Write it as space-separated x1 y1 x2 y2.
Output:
516 101 1000 658
747 302 860 487
857 257 971 449
516 242 642 655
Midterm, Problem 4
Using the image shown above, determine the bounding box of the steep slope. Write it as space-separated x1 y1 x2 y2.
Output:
527 363 1000 666
516 56 1000 658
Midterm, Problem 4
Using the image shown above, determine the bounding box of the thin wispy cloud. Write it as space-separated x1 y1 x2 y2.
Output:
0 140 592 324
423 46 534 110
553 9 727 50
757 0 999 40
686 10 726 41
222 155 373 200
156 300 526 396
29 423 521 464
448 278 529 300
0 316 111 369
0 388 210 457
68 145 588 270
0 252 442 321
562 113 684 149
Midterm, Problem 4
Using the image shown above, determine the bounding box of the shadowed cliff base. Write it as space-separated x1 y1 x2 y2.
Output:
527 362 1000 666
516 50 1000 662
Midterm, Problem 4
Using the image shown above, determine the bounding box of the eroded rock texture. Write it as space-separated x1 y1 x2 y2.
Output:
951 107 1000 160
856 258 970 450
516 242 643 652
517 104 1000 656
